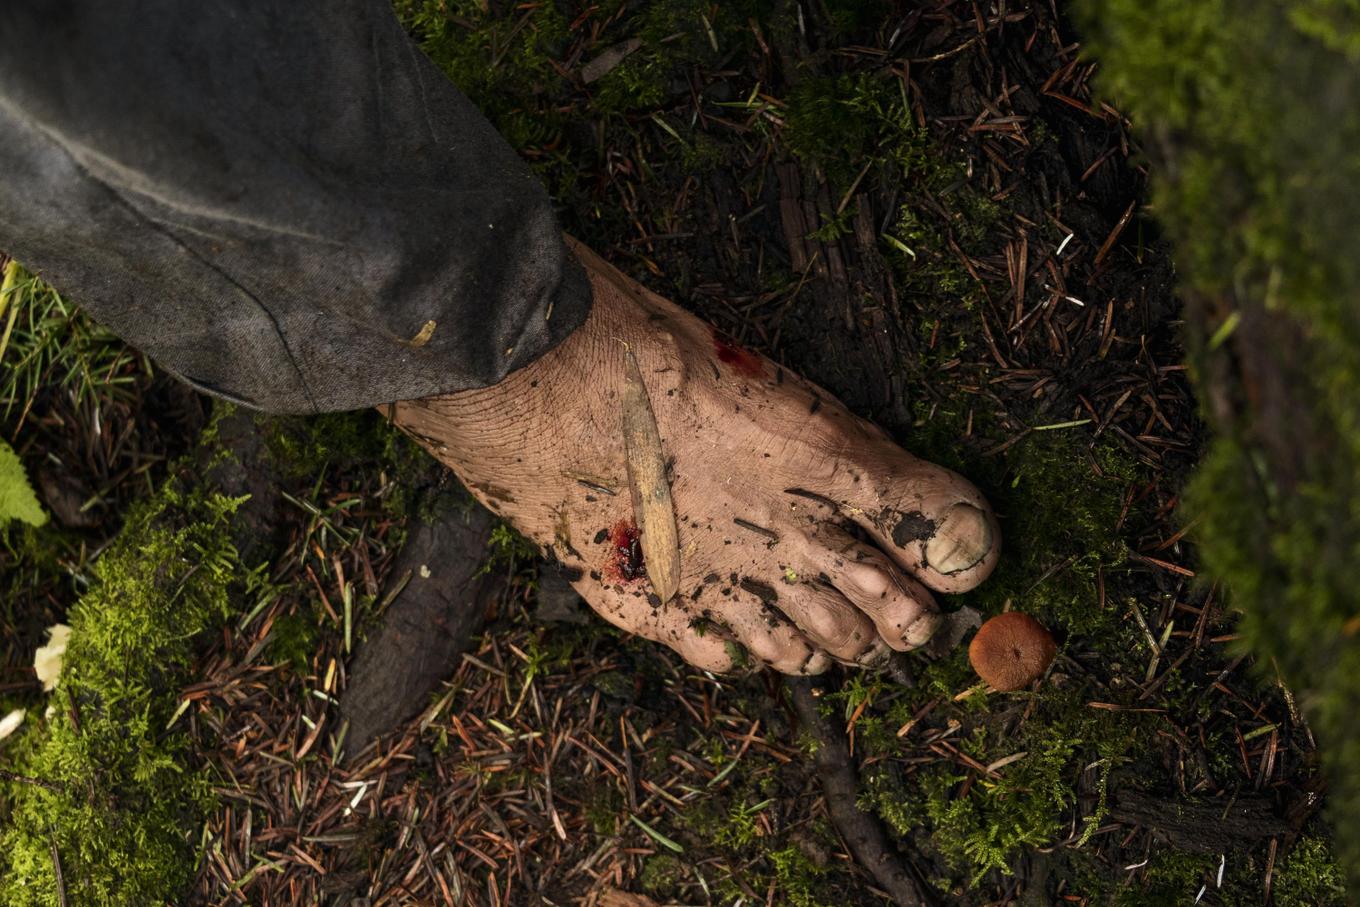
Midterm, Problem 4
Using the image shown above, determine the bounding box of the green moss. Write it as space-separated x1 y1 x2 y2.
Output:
862 686 1138 886
849 413 1155 886
393 0 570 155
592 0 766 114
262 410 414 479
1089 837 1346 907
768 844 833 907
1108 851 1206 906
650 711 851 903
265 609 320 672
780 70 1004 305
1273 835 1348 907
782 73 909 183
0 478 243 906
639 854 687 897
1082 0 1360 890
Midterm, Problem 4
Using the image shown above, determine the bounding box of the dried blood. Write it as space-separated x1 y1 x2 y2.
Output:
606 519 645 583
712 329 763 378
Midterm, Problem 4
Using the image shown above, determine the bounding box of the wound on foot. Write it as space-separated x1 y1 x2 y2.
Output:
605 519 645 584
712 329 763 378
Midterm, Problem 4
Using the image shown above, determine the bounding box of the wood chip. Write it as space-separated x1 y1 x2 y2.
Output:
580 38 643 84
621 346 680 604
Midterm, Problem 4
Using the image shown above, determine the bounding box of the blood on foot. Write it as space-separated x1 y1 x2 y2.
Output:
605 519 645 584
712 329 763 378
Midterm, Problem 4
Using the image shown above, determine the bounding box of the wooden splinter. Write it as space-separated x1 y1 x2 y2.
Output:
620 345 681 604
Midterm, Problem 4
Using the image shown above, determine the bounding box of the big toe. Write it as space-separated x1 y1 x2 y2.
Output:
925 501 997 578
855 460 1001 594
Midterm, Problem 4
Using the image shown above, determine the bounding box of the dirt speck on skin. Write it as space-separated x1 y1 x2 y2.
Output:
472 481 518 504
739 577 779 605
888 509 937 547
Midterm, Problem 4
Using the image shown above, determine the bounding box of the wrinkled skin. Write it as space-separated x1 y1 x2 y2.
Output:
390 241 1000 674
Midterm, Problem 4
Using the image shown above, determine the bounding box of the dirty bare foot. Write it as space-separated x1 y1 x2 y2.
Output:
389 241 1000 674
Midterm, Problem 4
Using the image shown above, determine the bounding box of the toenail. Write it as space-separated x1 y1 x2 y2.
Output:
924 503 994 575
856 639 892 666
903 610 945 648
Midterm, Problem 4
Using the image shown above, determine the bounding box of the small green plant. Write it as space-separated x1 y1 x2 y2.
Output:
768 845 832 907
479 521 539 578
0 439 46 527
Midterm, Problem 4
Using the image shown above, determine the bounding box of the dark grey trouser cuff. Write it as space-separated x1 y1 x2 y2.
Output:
0 0 591 413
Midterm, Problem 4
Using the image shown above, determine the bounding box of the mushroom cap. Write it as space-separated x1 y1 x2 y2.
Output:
968 612 1056 691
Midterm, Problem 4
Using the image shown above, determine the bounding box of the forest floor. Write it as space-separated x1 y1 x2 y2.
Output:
0 1 1349 905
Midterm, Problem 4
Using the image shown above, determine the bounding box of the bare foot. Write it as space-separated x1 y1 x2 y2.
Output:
389 240 999 674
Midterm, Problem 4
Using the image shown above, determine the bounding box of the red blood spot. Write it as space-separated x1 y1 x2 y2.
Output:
712 329 763 378
605 519 645 584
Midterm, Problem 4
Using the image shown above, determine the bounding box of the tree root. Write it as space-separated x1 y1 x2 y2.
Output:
786 678 934 907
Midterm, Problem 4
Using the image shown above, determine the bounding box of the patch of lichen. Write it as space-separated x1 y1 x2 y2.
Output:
1081 0 1360 890
0 476 244 906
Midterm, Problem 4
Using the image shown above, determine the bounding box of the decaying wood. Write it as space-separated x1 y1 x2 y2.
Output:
775 162 916 432
621 346 681 604
338 497 498 761
1107 790 1292 854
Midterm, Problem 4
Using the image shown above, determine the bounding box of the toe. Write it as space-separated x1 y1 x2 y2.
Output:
854 459 1001 595
802 525 942 651
715 595 828 675
770 581 880 663
586 586 737 673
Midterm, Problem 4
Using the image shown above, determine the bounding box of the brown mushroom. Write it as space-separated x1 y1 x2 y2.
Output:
968 612 1056 691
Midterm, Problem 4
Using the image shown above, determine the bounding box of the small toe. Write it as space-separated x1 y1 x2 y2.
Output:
717 595 825 675
586 586 737 672
802 525 942 651
771 581 880 663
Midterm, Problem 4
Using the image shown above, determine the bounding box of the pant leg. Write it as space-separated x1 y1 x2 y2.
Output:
0 0 591 413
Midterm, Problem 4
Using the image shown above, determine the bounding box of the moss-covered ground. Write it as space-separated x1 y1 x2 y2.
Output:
1080 0 1360 896
0 1 1349 904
